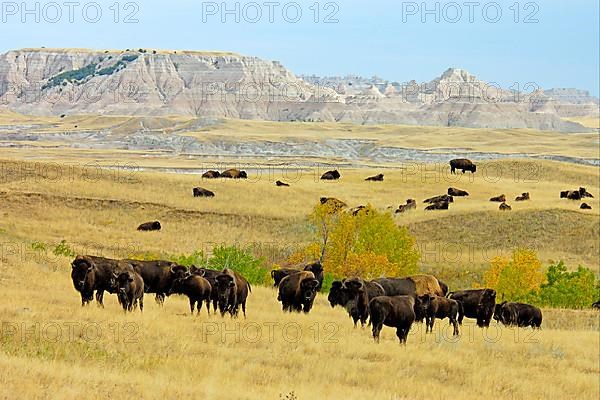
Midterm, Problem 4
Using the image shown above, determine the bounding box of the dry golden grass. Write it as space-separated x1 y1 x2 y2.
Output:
564 115 600 129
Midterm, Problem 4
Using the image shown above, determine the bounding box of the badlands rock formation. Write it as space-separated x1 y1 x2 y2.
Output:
0 48 595 132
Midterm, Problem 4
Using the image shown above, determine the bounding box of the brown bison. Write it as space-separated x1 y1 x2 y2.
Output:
202 170 221 179
189 266 221 314
343 278 386 327
215 269 251 318
126 260 188 305
277 271 320 313
450 158 476 174
425 201 449 211
561 190 582 200
320 197 347 212
365 174 384 182
221 169 248 179
515 192 530 201
449 288 496 328
424 194 454 204
276 180 290 187
490 194 506 202
499 202 512 211
415 294 461 336
369 296 416 344
170 274 212 316
321 170 341 180
579 187 594 198
193 187 215 197
115 269 144 312
395 199 417 214
71 255 133 306
493 301 542 328
137 221 161 231
581 203 592 210
373 275 444 298
448 187 469 197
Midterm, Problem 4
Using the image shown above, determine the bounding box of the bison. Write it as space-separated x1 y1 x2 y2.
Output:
202 170 221 179
125 260 188 305
271 262 324 291
369 296 416 344
193 187 215 197
115 269 144 312
221 169 248 179
592 301 600 309
373 275 444 298
395 199 417 214
561 190 582 200
450 158 476 174
449 288 496 328
490 194 506 203
579 187 594 198
365 174 384 182
344 278 386 327
71 255 133 306
415 294 461 336
499 202 512 211
515 192 530 201
170 274 212 316
276 180 290 187
425 201 449 211
277 271 319 313
215 269 251 318
137 221 161 231
190 266 221 314
321 170 341 180
320 197 347 212
494 301 542 328
448 187 469 197
581 203 592 210
424 194 454 204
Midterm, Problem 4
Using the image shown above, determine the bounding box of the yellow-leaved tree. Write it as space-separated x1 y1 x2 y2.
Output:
484 248 545 301
308 203 420 279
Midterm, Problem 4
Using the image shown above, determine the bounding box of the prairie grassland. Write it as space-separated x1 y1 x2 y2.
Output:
0 258 598 400
0 154 599 399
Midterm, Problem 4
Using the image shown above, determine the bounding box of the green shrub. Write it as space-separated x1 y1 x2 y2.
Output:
536 262 599 309
169 251 206 268
42 63 97 89
53 240 76 258
206 245 270 286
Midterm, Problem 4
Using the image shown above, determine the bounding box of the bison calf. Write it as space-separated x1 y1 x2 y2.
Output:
170 275 212 316
415 294 461 336
369 296 416 345
115 270 144 312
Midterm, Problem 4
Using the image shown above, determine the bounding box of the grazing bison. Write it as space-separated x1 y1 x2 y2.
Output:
499 202 512 211
425 201 449 211
126 260 188 305
424 194 454 204
369 296 416 344
115 269 144 312
494 301 542 328
415 294 461 335
277 271 320 313
137 221 161 231
490 194 506 202
170 274 212 316
515 192 530 201
221 169 248 179
450 158 476 174
321 170 341 180
215 269 251 318
449 288 496 328
396 199 417 214
320 197 347 212
344 278 386 327
581 203 592 210
365 174 384 182
193 187 215 197
276 180 290 187
448 187 469 197
71 255 133 306
202 170 220 179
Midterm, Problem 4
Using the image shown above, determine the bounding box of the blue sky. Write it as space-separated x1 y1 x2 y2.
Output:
1 0 598 95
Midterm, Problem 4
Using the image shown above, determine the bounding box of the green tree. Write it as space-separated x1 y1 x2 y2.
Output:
537 262 599 309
